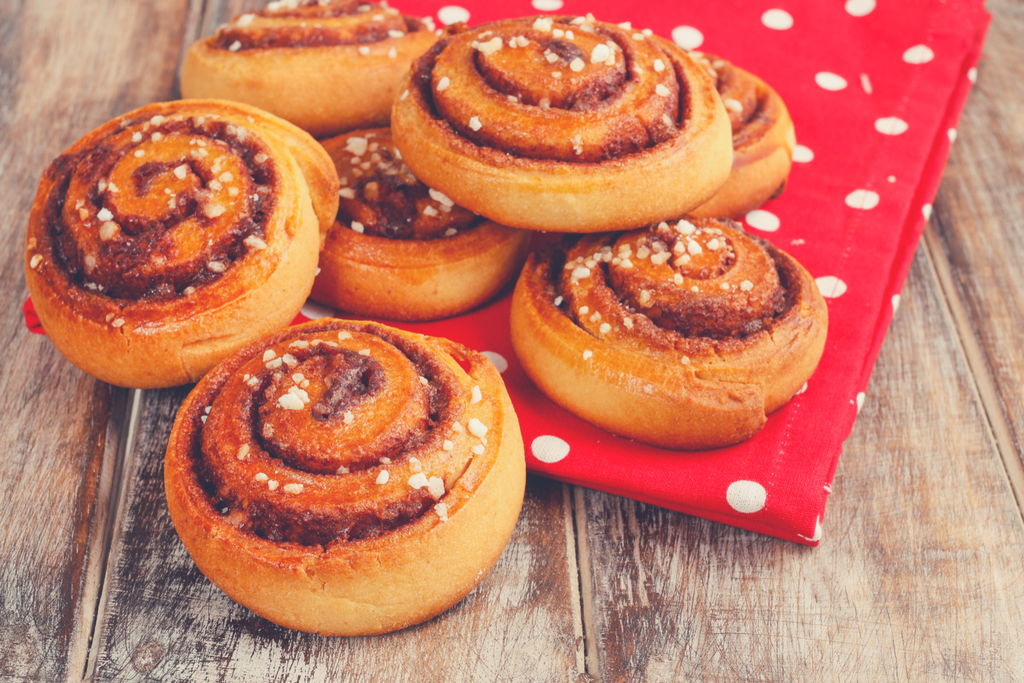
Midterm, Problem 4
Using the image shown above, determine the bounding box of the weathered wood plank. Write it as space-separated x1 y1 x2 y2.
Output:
89 388 582 682
0 1 193 681
925 0 1024 509
580 246 1024 681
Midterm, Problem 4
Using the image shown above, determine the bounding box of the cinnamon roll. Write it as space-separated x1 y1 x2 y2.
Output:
689 54 796 218
24 100 339 389
181 0 438 139
391 15 733 233
510 217 827 450
164 319 526 635
311 128 531 320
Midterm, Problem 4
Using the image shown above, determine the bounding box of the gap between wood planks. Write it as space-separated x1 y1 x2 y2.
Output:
572 486 600 682
77 389 141 683
922 221 1024 519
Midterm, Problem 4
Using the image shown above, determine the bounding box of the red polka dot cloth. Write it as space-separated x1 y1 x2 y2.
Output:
25 0 989 544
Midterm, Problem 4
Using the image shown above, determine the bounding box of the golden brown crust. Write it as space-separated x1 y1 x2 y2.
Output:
310 128 530 320
689 54 795 219
510 218 827 450
24 100 339 389
181 1 438 139
164 319 525 635
391 16 733 233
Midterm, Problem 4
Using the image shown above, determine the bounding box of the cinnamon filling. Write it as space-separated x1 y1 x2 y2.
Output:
549 217 794 344
41 116 277 301
694 54 777 149
195 324 469 547
327 129 479 240
413 18 687 163
211 1 426 51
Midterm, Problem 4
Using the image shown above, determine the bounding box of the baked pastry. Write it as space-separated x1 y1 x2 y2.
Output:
181 0 438 139
689 53 795 218
164 319 526 635
510 217 827 449
311 128 531 320
391 15 733 233
24 100 339 389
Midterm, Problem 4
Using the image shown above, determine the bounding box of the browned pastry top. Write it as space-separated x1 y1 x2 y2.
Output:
511 217 826 449
390 14 732 233
172 320 506 548
38 115 278 303
690 52 792 160
211 0 433 52
320 128 477 241
405 15 697 165
536 217 819 365
25 100 340 332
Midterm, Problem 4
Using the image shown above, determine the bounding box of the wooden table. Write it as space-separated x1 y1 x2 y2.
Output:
3 1 1023 681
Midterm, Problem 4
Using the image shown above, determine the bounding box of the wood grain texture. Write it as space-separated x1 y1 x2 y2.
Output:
925 0 1024 506
0 1 192 681
579 247 1024 682
90 388 582 683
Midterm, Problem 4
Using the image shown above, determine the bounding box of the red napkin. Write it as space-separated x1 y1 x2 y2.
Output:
25 0 989 544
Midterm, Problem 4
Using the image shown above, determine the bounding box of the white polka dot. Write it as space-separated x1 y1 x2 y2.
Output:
968 67 978 83
845 189 880 210
887 175 896 183
792 145 814 163
437 6 469 25
300 301 335 319
531 0 563 10
531 435 570 463
892 294 901 312
815 72 848 91
948 128 958 144
845 0 876 17
745 209 780 232
795 381 808 395
726 480 766 514
815 276 848 298
856 392 866 413
761 9 793 30
903 45 934 65
482 351 508 373
671 26 704 50
874 117 909 136
922 204 933 221
846 186 881 208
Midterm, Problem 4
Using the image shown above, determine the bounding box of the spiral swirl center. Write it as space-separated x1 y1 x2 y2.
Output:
193 323 495 547
561 218 787 340
249 338 431 475
424 17 687 163
474 31 626 110
46 115 277 300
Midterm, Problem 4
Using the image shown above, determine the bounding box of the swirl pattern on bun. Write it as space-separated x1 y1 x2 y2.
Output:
511 217 827 449
24 100 339 388
391 15 733 232
689 53 796 218
311 128 530 320
165 319 525 635
182 0 438 138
